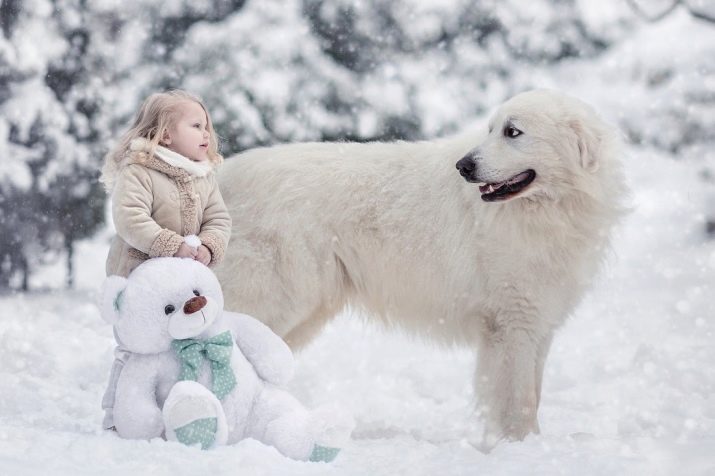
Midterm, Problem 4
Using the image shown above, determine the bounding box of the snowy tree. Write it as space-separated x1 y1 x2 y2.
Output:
161 0 619 149
88 0 634 152
621 0 715 236
0 0 105 290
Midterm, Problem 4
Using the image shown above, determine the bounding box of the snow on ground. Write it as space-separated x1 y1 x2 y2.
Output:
0 143 714 475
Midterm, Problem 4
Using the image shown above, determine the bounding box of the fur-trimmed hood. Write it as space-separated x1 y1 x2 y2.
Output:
125 138 215 178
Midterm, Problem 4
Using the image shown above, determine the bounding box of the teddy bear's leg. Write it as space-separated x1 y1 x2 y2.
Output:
308 403 355 461
252 388 314 460
250 386 353 462
163 381 228 450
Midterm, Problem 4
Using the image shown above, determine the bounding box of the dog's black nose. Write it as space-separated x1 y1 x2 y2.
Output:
456 156 476 180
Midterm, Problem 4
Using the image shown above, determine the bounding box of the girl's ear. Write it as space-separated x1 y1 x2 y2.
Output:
160 127 171 146
100 275 128 324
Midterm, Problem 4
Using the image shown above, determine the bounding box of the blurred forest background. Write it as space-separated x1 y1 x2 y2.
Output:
0 0 713 291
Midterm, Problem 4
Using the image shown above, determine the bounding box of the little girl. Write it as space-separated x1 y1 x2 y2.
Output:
101 89 231 277
99 89 232 429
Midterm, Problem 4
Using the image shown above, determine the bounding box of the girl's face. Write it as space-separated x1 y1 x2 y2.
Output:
162 101 211 162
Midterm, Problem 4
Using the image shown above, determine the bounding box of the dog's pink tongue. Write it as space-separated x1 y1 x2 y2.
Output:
480 171 531 194
507 171 530 184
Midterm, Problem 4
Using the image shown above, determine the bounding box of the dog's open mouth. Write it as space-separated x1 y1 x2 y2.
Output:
479 170 536 202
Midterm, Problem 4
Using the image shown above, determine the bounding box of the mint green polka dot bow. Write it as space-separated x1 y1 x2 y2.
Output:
172 331 237 400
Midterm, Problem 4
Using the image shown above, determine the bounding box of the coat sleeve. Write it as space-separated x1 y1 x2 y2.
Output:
198 174 232 266
224 311 295 386
112 165 184 257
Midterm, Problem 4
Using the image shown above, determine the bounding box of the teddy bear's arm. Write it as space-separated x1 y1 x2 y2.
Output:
223 311 295 386
113 356 165 440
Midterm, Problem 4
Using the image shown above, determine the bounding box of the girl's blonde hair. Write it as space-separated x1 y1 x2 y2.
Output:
100 89 223 191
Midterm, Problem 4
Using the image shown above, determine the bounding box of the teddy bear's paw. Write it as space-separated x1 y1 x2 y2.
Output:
310 403 355 449
174 417 218 450
163 381 228 449
309 444 341 463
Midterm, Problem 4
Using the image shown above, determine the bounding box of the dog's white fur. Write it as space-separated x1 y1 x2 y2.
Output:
215 90 627 445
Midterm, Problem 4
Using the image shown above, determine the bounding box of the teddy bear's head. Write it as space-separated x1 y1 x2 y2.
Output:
100 257 225 354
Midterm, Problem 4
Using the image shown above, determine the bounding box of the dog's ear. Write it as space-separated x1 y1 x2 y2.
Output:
100 275 128 324
570 119 600 173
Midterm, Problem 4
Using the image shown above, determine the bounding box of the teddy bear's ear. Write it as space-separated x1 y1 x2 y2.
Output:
100 275 128 324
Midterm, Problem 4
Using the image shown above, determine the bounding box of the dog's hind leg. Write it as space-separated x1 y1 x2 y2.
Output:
283 301 343 350
283 253 353 350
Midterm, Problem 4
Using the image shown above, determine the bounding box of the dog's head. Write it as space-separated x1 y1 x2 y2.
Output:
456 89 613 202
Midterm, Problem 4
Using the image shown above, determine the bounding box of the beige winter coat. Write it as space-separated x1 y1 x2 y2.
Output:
106 140 231 277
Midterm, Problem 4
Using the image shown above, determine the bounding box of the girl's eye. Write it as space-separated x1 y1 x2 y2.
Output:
164 304 176 315
504 126 522 138
193 290 200 296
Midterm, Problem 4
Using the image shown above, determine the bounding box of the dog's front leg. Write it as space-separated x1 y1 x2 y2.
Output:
475 325 545 447
534 332 554 412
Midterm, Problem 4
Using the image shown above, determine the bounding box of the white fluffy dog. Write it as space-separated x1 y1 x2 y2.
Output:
215 90 627 445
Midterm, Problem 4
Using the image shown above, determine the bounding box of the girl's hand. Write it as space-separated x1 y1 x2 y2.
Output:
174 242 198 259
195 245 211 266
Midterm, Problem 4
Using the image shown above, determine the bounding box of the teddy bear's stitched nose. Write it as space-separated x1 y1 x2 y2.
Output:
183 296 207 314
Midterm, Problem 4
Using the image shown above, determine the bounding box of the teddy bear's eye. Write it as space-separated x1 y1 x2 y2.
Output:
164 304 176 315
193 290 200 297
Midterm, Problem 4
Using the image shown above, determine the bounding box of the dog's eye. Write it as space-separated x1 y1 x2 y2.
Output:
504 126 522 138
193 289 200 296
164 304 176 315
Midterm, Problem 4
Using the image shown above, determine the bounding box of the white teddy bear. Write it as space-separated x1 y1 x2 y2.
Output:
100 257 353 461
